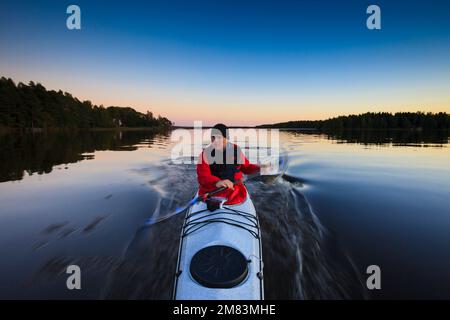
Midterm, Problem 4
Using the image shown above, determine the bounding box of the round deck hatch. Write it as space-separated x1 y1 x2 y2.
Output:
189 245 248 288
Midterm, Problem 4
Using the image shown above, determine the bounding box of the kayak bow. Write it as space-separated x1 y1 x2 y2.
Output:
173 186 263 300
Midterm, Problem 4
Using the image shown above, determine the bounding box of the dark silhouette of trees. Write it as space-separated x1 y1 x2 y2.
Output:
258 112 450 130
0 77 173 130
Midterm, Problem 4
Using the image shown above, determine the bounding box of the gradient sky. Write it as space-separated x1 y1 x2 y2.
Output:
1 0 450 126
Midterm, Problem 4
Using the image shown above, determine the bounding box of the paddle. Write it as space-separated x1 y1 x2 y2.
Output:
144 186 227 225
144 152 288 226
244 152 288 182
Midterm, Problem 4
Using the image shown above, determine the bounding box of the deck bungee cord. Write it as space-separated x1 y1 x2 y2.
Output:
182 205 260 239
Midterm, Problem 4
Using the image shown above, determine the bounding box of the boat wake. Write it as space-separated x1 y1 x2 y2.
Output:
101 160 367 299
249 178 367 299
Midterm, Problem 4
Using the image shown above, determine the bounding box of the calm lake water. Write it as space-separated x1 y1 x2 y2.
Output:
0 129 449 299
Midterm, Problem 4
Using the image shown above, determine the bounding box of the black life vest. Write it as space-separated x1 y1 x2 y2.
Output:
206 144 240 182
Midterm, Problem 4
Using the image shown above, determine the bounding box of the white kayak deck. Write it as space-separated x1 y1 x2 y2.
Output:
173 190 264 300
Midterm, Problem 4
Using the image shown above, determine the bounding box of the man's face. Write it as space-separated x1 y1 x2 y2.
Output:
211 135 227 149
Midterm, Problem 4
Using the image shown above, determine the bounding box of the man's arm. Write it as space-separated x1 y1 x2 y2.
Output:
239 151 260 175
197 151 221 189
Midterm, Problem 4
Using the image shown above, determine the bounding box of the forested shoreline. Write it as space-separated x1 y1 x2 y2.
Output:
258 112 450 130
2 77 449 132
0 77 172 130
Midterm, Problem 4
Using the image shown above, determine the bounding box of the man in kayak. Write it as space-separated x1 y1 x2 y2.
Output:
197 123 261 205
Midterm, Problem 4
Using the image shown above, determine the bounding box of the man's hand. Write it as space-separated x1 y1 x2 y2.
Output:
215 179 234 190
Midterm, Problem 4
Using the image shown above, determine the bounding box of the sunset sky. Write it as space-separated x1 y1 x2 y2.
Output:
1 0 450 126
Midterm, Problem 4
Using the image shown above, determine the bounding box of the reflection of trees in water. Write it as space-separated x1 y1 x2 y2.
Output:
0 130 169 182
286 129 449 146
324 129 449 146
2 129 448 183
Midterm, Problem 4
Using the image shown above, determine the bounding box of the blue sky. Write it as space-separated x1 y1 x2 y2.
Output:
1 0 449 125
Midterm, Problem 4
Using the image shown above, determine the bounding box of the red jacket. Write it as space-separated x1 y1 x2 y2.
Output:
197 145 260 204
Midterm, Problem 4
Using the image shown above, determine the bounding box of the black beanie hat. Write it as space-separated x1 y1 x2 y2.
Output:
211 123 228 139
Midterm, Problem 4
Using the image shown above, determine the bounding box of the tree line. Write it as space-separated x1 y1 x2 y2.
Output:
0 77 173 130
258 112 450 130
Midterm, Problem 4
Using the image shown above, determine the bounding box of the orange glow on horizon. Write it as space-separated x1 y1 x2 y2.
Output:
3 71 449 127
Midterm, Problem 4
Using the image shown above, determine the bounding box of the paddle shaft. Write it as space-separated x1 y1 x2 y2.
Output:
204 186 227 197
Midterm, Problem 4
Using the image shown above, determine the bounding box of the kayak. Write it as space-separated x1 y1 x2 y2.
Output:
173 187 264 300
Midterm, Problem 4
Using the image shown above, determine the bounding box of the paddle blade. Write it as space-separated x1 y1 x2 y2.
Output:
144 196 200 226
246 152 288 182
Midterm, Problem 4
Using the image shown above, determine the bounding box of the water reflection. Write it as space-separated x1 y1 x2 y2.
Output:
0 130 169 182
1 129 447 184
0 129 449 299
324 129 449 146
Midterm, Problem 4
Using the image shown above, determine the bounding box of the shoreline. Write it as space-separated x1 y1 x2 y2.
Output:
1 126 448 134
0 126 172 134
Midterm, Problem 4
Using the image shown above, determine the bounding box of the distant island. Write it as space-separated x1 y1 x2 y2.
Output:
0 77 172 131
258 112 450 130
